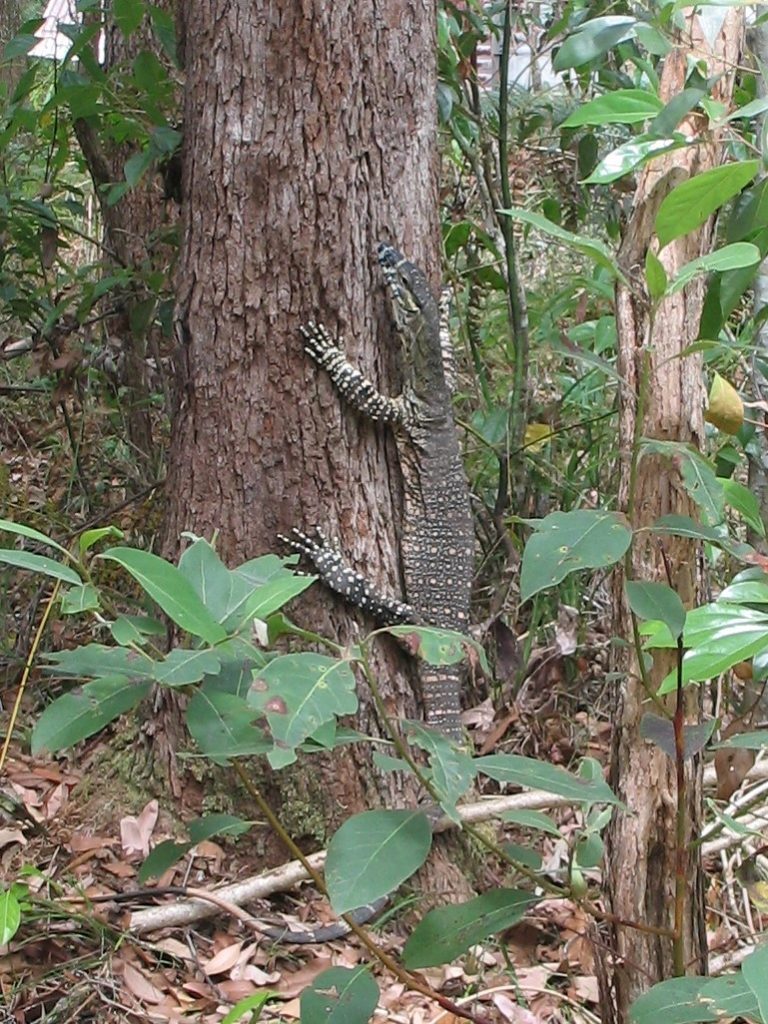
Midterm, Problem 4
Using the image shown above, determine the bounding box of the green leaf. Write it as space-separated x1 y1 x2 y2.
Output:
651 514 753 560
639 714 716 760
249 654 358 768
220 992 278 1024
98 548 227 644
721 478 766 538
500 208 623 280
561 90 663 127
0 549 82 585
0 518 69 557
151 648 221 687
60 583 100 614
713 730 768 750
500 809 563 837
645 249 667 301
405 723 476 821
668 243 760 295
0 888 22 945
300 966 379 1024
384 625 488 672
553 16 636 71
79 526 123 555
626 581 686 639
110 615 165 646
726 97 768 123
629 972 759 1024
476 755 621 805
656 161 760 248
403 890 539 969
325 810 432 914
520 510 632 603
585 137 685 185
640 442 724 525
187 688 271 764
32 677 152 753
43 643 155 679
187 813 252 843
138 840 193 883
113 0 145 35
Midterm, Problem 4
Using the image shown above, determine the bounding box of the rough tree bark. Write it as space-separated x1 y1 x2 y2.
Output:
600 9 744 1021
163 0 470 891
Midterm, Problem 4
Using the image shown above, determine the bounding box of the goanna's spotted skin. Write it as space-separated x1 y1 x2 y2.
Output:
285 243 474 743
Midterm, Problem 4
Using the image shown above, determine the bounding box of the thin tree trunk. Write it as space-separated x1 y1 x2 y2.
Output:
600 9 744 1020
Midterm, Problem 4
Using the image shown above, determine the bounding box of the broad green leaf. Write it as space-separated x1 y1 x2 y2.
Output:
499 208 623 280
645 249 667 301
0 549 82 585
640 441 724 525
405 723 476 821
113 0 144 35
403 889 538 969
520 510 632 603
476 755 621 805
138 840 193 883
300 966 379 1024
0 518 69 557
744 941 768 1016
325 810 432 914
385 625 489 673
721 479 765 538
719 579 768 604
575 832 604 869
110 615 165 646
626 581 686 638
561 90 663 127
500 809 563 837
187 814 252 843
0 888 22 945
553 16 636 71
726 97 768 122
502 843 543 870
639 713 716 759
651 513 753 560
187 688 271 763
151 648 221 687
669 243 760 295
234 572 314 625
79 526 123 555
32 677 151 753
585 137 683 185
99 547 227 644
656 161 760 248
44 643 155 679
60 583 100 614
629 972 759 1024
713 730 768 750
248 654 358 768
178 539 236 620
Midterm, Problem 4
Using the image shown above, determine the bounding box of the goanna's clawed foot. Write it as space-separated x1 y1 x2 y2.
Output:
299 322 340 365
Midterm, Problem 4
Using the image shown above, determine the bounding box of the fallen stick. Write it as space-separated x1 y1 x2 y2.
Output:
129 789 573 934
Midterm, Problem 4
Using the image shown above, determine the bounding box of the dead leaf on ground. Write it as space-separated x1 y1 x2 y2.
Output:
120 799 159 858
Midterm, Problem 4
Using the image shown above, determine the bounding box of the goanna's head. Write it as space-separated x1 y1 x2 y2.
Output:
376 242 440 350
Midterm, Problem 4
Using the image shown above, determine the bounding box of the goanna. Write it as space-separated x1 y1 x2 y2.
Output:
284 242 474 743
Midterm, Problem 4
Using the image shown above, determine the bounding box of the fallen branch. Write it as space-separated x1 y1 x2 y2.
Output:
129 789 573 934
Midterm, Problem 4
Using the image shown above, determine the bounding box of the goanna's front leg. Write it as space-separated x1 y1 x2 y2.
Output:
280 526 414 626
300 322 404 425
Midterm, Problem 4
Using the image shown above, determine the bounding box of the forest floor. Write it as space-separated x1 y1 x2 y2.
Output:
1 387 766 1024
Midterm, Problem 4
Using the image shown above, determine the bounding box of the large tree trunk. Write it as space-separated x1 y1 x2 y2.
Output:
600 10 744 1020
164 0 470 891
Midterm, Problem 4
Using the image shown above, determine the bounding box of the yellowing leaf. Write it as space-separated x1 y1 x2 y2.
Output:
705 373 743 435
524 422 554 451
